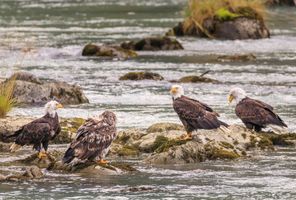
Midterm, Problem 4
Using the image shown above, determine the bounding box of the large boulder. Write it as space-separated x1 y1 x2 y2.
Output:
1 72 89 105
120 37 183 51
169 17 270 40
82 44 137 59
119 72 164 81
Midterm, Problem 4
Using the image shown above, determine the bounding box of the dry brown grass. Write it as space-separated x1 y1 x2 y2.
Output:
183 0 266 35
0 78 16 118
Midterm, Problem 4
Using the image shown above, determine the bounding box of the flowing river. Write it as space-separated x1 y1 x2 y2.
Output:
0 0 296 199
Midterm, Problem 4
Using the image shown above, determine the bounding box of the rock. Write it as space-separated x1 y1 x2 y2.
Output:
82 44 137 59
217 54 256 62
168 17 270 40
0 142 11 152
212 17 270 40
144 125 277 164
0 174 6 181
4 166 43 181
177 75 219 83
120 37 183 51
1 72 89 105
0 116 85 144
119 72 164 81
266 0 296 6
147 123 183 133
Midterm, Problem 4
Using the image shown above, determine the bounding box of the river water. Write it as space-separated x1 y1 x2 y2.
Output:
0 0 296 199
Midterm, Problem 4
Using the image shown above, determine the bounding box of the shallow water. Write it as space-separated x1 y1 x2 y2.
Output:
0 0 296 199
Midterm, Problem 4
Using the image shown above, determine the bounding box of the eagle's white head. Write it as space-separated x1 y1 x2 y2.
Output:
228 87 247 105
45 100 63 117
170 85 184 100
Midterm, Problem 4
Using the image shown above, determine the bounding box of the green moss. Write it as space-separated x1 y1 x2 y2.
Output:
241 150 247 156
236 6 261 20
241 133 247 139
215 8 240 21
233 140 239 145
150 136 187 153
260 133 296 146
117 145 139 157
209 147 240 160
114 134 130 144
258 137 274 150
220 141 234 149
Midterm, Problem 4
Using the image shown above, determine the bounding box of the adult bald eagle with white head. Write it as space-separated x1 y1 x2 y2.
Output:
63 111 117 165
8 100 63 158
170 85 228 140
228 87 287 132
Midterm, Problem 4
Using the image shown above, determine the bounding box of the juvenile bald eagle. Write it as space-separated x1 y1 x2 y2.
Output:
228 87 287 132
63 111 117 165
170 85 228 140
8 100 63 158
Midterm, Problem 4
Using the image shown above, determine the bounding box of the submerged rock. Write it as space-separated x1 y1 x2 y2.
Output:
177 75 219 83
120 37 183 51
82 44 137 59
1 72 89 105
0 116 85 144
119 72 164 81
3 166 43 181
217 54 256 62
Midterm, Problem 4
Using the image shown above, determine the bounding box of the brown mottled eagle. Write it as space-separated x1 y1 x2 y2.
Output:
228 87 287 132
170 85 228 140
63 111 117 165
8 100 63 158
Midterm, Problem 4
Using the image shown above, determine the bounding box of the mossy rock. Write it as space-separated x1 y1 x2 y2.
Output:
147 123 183 133
119 72 164 81
117 145 140 157
82 44 100 56
150 135 187 153
53 118 85 144
207 147 240 160
178 75 219 83
121 37 184 51
260 133 296 146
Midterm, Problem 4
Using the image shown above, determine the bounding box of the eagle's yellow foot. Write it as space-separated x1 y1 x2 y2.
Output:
97 159 109 164
37 151 47 159
179 133 193 140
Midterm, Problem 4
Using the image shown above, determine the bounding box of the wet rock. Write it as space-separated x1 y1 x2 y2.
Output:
0 116 85 144
266 0 296 6
0 141 11 152
120 37 183 51
168 17 270 40
16 151 62 168
4 166 43 181
147 122 183 133
119 72 164 81
144 125 275 164
82 44 137 59
121 186 155 193
217 54 256 62
2 72 89 105
177 75 219 83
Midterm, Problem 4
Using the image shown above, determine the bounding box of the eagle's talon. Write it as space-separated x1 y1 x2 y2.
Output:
97 159 109 164
179 133 192 141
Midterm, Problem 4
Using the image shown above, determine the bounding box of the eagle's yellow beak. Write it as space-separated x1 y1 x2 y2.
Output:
170 87 177 94
56 103 63 109
228 94 234 104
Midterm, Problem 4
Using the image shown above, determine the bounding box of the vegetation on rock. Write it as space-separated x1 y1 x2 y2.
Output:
0 78 16 118
119 72 164 81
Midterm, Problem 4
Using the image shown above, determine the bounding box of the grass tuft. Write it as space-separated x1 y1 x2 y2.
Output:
0 78 16 118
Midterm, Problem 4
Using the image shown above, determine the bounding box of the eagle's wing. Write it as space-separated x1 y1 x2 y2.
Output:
15 121 51 146
173 97 225 130
63 118 116 163
236 98 287 127
182 96 218 115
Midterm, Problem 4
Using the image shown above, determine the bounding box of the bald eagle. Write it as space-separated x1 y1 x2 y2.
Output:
63 111 117 165
170 85 228 140
228 87 287 132
8 100 63 158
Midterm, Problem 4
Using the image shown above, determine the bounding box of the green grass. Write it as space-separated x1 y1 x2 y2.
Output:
0 79 16 118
